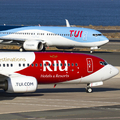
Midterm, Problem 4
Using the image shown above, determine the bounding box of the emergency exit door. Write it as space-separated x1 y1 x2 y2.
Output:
86 58 93 73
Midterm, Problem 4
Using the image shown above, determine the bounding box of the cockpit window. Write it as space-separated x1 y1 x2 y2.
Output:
100 61 108 66
93 34 102 36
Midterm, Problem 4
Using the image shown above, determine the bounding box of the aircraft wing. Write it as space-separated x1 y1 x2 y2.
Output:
0 37 45 45
0 37 25 45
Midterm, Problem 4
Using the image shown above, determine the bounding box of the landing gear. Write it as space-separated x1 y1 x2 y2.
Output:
86 84 92 93
86 87 92 93
90 50 93 54
19 47 25 52
41 46 46 51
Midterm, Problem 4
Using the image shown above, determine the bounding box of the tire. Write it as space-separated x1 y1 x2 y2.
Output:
87 88 92 93
19 47 25 52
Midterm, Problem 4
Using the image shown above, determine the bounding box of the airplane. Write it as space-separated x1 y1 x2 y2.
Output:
0 52 118 93
0 20 109 53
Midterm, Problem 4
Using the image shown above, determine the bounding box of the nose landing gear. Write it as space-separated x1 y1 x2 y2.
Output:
86 87 92 93
90 50 93 54
86 83 92 93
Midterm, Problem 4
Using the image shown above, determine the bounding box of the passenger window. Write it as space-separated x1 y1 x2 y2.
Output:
35 63 38 67
3 64 5 67
75 63 78 66
19 64 21 67
27 64 29 67
44 63 46 66
31 64 34 67
64 63 66 66
11 64 13 67
72 63 74 66
23 64 25 67
7 64 9 67
68 63 70 66
60 63 62 66
40 63 42 67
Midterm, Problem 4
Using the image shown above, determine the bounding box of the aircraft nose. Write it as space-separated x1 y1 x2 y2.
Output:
101 36 109 44
105 39 109 44
110 65 119 77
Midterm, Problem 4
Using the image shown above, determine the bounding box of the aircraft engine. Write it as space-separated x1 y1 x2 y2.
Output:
23 40 43 51
1 76 37 93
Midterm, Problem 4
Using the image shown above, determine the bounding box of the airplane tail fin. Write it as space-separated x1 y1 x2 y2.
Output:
65 19 70 27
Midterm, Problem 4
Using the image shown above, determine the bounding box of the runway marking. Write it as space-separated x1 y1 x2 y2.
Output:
0 97 120 115
1 97 120 107
14 97 120 104
0 102 97 108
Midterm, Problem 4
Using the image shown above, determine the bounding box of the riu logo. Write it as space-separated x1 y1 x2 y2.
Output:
70 30 83 37
43 60 68 71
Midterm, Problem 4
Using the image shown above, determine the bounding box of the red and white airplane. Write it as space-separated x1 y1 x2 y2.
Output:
0 52 119 93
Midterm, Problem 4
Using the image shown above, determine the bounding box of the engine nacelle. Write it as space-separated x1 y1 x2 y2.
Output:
5 76 37 93
23 40 43 51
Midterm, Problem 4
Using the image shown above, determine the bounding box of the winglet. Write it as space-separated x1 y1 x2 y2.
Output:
65 19 70 27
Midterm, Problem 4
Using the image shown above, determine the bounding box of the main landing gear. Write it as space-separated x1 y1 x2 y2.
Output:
41 46 46 51
86 83 92 93
19 47 25 52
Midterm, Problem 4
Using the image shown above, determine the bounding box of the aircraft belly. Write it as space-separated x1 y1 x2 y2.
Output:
46 37 76 47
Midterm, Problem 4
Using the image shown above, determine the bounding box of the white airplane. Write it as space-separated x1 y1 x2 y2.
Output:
0 52 118 93
0 20 109 53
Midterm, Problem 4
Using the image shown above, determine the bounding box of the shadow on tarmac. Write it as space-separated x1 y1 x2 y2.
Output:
0 87 120 100
36 87 120 93
0 90 44 101
0 49 112 54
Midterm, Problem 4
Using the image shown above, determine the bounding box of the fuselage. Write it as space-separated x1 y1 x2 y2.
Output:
0 52 119 93
0 26 109 50
0 52 118 84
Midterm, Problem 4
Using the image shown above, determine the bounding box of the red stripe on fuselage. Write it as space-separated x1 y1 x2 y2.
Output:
16 52 104 84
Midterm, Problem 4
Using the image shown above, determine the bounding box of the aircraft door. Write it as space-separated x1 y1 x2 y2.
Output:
86 58 93 73
83 31 88 41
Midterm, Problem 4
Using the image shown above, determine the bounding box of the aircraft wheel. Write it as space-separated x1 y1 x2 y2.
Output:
19 47 25 52
86 87 92 93
90 50 93 54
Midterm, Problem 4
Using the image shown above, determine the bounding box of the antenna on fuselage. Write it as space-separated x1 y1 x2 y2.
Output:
65 19 70 27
